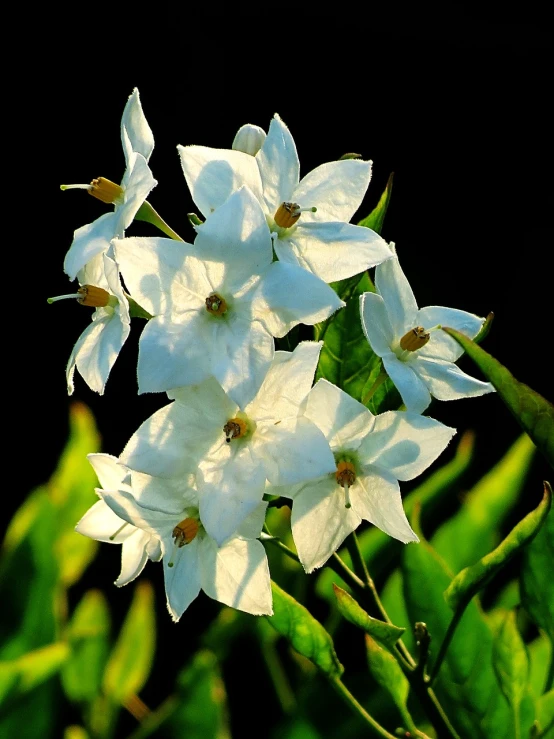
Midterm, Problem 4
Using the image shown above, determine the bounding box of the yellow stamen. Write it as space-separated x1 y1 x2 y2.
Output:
172 518 200 547
77 285 112 308
399 326 431 352
223 417 248 443
88 177 124 204
205 292 228 316
273 202 317 229
336 461 356 509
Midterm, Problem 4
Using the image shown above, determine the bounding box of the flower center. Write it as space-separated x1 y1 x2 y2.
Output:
335 460 356 509
205 292 228 316
273 202 317 229
60 177 124 204
399 326 431 352
172 517 200 547
223 417 248 443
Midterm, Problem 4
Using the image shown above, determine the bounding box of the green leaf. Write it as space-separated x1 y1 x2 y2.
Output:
534 690 554 738
431 433 536 573
333 584 404 653
62 590 111 704
364 634 416 734
357 172 394 235
135 200 185 241
442 327 554 469
402 527 512 738
48 402 101 586
492 611 530 734
521 491 554 637
445 483 552 610
103 581 156 704
0 642 69 703
266 581 343 678
315 272 401 413
528 634 552 699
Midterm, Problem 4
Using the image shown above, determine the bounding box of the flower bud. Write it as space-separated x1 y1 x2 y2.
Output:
232 124 267 156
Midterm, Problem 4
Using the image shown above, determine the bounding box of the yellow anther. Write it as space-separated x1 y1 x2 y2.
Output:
205 292 228 316
223 417 248 443
88 177 124 204
399 326 431 352
172 517 200 547
77 285 111 308
335 460 356 488
274 202 302 228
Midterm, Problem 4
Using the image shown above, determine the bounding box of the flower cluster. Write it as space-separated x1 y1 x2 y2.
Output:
53 89 494 621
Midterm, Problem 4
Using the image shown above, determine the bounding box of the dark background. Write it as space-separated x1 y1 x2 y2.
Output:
7 6 553 733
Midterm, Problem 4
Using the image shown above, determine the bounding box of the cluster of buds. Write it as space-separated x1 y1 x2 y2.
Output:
52 89 494 621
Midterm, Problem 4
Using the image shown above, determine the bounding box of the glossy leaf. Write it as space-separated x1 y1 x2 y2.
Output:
62 590 111 704
358 172 394 235
266 581 343 679
103 581 155 704
432 433 536 573
521 494 554 637
445 483 551 610
442 327 554 469
333 584 404 653
492 611 531 734
402 522 512 737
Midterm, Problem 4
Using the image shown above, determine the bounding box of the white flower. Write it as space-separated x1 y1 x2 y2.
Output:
273 379 456 573
232 123 266 156
113 186 343 407
120 342 336 546
63 88 157 284
75 453 163 586
98 482 273 621
50 254 131 395
178 114 391 283
360 244 495 414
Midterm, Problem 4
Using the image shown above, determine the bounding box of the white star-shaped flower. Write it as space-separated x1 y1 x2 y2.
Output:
63 88 157 284
113 186 344 408
75 453 163 586
178 114 391 283
273 379 456 573
49 254 131 395
360 244 495 414
98 484 272 621
120 342 336 546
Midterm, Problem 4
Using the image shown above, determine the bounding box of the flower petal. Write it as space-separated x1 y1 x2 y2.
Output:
178 145 263 217
75 499 136 544
130 470 197 515
351 469 418 543
121 88 155 165
163 539 202 622
116 153 157 231
255 416 336 487
64 212 119 281
194 187 273 278
253 261 344 337
413 357 495 401
303 379 374 451
375 249 418 337
66 308 129 396
236 501 268 540
121 381 231 478
359 291 396 357
382 355 432 413
292 159 372 223
199 444 266 546
87 453 129 491
200 536 273 615
417 306 485 362
357 411 456 481
116 531 150 587
101 490 177 540
246 341 323 421
291 478 361 572
256 114 299 214
283 221 391 283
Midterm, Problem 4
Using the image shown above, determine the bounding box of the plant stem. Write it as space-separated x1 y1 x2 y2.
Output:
428 605 465 684
330 677 398 738
361 369 388 406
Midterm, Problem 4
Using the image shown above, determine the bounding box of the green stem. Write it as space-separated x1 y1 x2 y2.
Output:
330 677 397 738
135 201 185 241
361 368 388 406
428 604 466 684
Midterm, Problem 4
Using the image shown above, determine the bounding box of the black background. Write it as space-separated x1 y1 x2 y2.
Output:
6 5 553 733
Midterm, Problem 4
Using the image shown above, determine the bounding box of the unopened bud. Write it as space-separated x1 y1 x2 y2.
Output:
232 123 267 156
